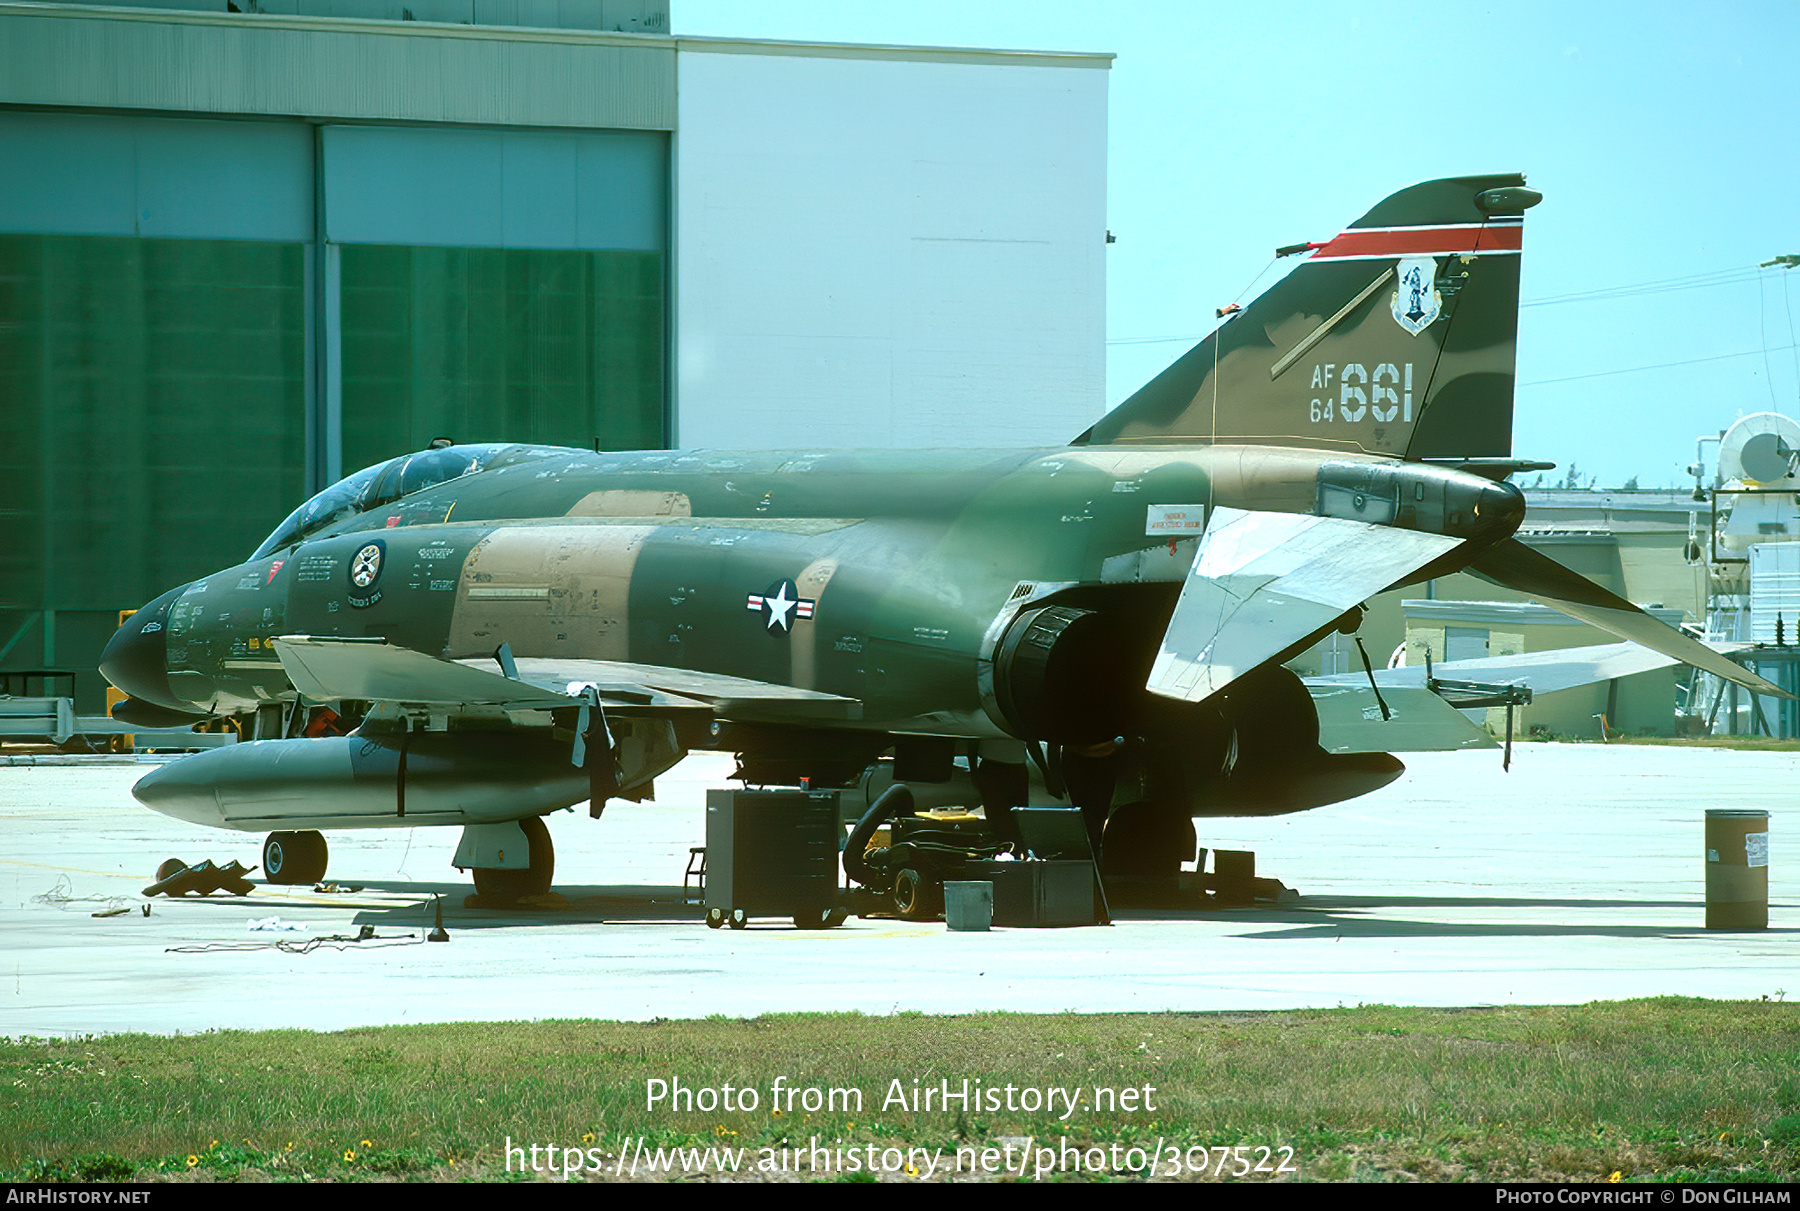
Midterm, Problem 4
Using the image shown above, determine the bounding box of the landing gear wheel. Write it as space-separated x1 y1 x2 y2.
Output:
727 908 748 930
263 830 328 885
1100 801 1197 878
471 816 554 903
792 908 837 930
705 907 726 929
155 858 188 882
893 867 939 921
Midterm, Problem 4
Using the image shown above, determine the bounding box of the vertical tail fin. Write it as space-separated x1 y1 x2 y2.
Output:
1077 175 1540 461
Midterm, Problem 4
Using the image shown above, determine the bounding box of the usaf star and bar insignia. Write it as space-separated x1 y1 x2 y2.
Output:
746 579 816 634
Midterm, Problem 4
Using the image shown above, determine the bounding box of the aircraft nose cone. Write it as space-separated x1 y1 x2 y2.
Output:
99 584 190 712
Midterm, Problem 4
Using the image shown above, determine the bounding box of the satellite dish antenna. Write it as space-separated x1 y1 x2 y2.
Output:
1718 412 1800 484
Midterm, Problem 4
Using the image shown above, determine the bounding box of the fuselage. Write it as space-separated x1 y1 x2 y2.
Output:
103 442 1525 740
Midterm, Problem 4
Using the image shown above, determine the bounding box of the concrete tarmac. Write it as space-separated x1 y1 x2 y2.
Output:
0 743 1790 1037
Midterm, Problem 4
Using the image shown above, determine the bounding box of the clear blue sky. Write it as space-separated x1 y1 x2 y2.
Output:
675 0 1800 487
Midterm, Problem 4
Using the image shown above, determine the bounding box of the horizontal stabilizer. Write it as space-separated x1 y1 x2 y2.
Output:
1308 683 1497 754
1148 507 1460 703
1469 540 1789 698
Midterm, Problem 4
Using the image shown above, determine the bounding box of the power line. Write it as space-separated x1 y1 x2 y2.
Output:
1109 263 1790 346
1522 344 1798 387
1522 266 1760 308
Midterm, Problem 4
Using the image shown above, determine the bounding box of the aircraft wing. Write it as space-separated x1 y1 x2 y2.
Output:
272 637 860 722
1307 639 1694 695
274 636 573 709
1147 507 1461 703
499 657 863 723
1469 538 1788 698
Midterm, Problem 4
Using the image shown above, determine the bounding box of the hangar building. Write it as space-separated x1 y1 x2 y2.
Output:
0 0 1110 711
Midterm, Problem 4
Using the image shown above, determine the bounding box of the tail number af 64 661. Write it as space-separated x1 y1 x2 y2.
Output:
1307 362 1413 424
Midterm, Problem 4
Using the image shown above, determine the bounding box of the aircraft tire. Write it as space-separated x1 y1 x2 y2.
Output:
471 816 554 903
291 831 329 884
261 831 327 885
262 833 291 882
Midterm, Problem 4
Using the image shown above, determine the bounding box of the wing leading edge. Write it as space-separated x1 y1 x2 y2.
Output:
271 637 861 723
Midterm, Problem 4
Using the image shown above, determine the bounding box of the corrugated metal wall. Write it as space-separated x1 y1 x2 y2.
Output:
0 2 675 129
46 0 667 34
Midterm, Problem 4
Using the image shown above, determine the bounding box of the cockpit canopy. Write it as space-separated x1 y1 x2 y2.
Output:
252 444 513 560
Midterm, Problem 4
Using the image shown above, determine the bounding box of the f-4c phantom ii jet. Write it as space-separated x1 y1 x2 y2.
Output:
102 174 1781 902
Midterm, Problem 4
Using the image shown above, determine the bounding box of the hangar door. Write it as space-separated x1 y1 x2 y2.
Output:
323 126 668 477
0 113 312 706
0 115 668 711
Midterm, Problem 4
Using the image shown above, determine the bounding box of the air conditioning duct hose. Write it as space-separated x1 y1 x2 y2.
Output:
843 783 915 888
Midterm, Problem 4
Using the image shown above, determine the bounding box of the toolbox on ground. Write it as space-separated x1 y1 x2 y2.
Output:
962 859 1095 927
704 789 844 929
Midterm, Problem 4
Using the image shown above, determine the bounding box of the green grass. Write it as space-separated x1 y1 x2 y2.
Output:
1524 732 1800 751
3 999 1797 1182
1607 735 1800 752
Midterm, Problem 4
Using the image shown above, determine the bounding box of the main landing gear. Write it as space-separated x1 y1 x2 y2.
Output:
262 830 329 885
469 816 556 903
259 818 559 903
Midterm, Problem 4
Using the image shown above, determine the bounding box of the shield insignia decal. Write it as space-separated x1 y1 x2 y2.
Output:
1392 256 1442 336
346 539 386 609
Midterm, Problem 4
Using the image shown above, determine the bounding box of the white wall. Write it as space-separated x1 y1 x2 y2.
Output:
674 46 1108 450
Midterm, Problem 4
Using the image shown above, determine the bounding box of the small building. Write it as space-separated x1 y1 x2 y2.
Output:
1400 598 1683 739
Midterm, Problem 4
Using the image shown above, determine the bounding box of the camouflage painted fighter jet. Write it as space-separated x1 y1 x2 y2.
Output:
100 174 1781 900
